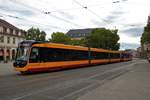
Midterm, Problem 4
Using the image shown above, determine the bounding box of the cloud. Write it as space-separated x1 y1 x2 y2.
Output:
90 19 106 26
120 42 140 50
111 10 125 15
0 6 35 16
122 0 128 1
0 0 38 17
0 0 149 44
104 9 126 23
105 15 119 23
56 11 74 20
120 27 144 37
121 22 144 28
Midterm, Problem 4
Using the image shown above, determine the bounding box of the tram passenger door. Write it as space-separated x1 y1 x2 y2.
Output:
28 47 41 70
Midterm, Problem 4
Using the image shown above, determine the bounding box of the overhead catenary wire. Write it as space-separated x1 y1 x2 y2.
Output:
9 0 84 28
73 0 111 24
27 0 123 13
3 0 123 30
0 13 69 31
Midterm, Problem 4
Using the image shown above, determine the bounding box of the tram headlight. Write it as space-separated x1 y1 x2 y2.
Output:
13 60 27 67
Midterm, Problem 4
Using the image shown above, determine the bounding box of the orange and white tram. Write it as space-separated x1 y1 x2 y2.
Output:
13 40 132 74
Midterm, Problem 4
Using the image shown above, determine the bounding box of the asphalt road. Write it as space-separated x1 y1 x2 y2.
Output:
0 59 146 100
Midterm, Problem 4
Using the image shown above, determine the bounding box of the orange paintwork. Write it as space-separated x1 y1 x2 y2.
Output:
110 59 121 62
15 59 123 72
32 43 120 53
27 60 89 70
15 67 27 71
91 59 110 64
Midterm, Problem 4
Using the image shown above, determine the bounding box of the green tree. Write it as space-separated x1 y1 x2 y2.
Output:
68 38 86 46
49 32 71 44
25 27 46 41
85 28 120 50
141 16 150 44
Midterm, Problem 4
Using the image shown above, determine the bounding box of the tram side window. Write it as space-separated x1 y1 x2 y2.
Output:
38 47 74 62
110 53 120 59
117 53 121 58
71 50 88 60
39 47 62 62
29 47 40 63
37 47 89 62
80 51 88 59
110 53 114 59
91 52 108 59
116 53 120 58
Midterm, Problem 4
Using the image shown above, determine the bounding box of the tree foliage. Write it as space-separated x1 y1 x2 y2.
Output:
85 28 120 50
26 27 46 41
49 32 71 44
49 28 120 50
141 16 150 44
49 32 86 46
68 38 86 46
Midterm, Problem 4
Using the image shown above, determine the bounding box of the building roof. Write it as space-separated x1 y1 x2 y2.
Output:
0 19 19 30
67 28 94 34
66 28 99 38
0 19 26 37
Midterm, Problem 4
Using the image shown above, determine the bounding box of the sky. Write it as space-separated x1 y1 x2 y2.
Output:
0 0 150 50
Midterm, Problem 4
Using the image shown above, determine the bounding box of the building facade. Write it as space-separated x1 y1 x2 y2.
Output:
66 28 97 40
143 43 150 51
136 44 150 58
125 49 138 58
143 43 150 57
137 47 142 57
0 19 26 62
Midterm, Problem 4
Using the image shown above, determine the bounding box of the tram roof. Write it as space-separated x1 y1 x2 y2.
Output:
20 40 122 53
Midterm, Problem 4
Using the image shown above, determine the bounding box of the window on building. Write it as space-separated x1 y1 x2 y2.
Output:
7 37 10 44
0 35 4 43
3 27 7 33
16 30 19 35
13 37 16 44
10 29 13 34
0 26 2 32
